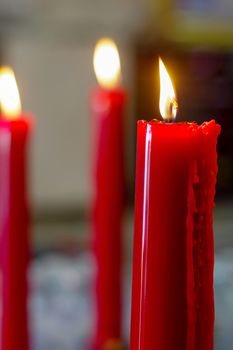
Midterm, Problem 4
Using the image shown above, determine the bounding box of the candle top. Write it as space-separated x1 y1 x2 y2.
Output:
93 38 122 90
138 119 221 138
0 66 21 120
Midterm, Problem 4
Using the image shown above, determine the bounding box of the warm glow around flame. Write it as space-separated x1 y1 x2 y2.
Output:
0 66 21 119
159 58 178 121
93 38 121 89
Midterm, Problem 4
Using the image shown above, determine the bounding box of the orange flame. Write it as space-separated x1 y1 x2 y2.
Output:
93 38 121 89
0 66 21 119
159 58 178 121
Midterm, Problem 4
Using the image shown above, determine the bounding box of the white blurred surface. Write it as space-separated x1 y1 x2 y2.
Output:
0 0 147 211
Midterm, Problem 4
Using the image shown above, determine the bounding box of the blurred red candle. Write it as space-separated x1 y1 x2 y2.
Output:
91 38 127 350
130 59 220 350
0 67 32 350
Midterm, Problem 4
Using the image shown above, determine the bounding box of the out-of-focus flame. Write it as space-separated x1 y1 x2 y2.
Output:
0 66 21 119
159 58 178 121
93 38 121 89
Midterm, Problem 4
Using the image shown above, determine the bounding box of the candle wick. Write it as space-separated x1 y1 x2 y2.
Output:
166 118 175 123
164 98 178 122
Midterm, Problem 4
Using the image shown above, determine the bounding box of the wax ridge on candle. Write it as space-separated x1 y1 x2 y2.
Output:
186 120 220 350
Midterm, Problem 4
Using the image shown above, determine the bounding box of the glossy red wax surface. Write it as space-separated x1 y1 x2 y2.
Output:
91 88 127 349
0 116 32 350
130 120 220 350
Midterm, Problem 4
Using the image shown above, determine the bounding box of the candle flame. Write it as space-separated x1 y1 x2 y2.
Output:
93 38 121 89
0 66 21 119
159 58 178 121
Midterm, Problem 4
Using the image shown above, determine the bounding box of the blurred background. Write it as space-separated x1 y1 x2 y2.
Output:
0 0 233 349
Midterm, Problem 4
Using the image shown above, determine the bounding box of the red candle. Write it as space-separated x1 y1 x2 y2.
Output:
0 67 32 350
130 59 220 350
91 38 127 350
